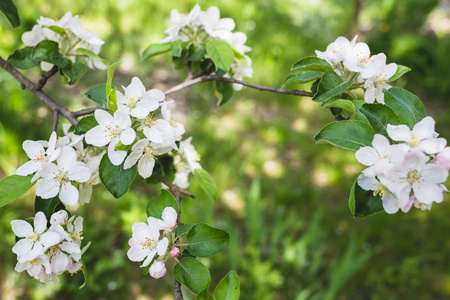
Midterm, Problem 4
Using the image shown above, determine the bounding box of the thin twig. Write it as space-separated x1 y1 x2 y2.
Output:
151 172 195 199
184 56 193 80
52 111 59 132
72 107 104 117
191 65 215 79
165 75 315 97
35 65 59 91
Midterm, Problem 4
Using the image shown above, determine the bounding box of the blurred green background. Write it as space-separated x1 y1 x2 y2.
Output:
1 0 450 299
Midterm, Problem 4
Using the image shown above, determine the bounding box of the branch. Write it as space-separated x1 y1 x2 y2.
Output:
35 65 59 91
72 107 104 118
0 56 79 126
165 75 315 97
151 172 195 199
52 111 59 132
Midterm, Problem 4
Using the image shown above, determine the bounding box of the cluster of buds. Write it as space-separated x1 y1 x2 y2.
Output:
11 211 88 283
127 207 179 279
85 77 185 179
22 11 106 70
162 4 253 88
316 36 398 104
356 117 449 213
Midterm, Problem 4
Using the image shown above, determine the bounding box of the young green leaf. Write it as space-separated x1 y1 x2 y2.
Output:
206 40 234 73
7 47 37 69
214 271 240 300
321 98 355 114
74 115 99 135
0 0 20 27
98 155 137 198
313 70 353 102
171 40 182 57
34 196 65 220
359 103 400 137
383 87 426 129
76 48 109 68
175 223 196 237
79 260 88 289
353 100 370 124
31 40 68 68
216 81 234 106
290 57 333 72
315 120 375 151
142 43 172 61
84 84 108 108
146 189 179 219
194 168 218 200
174 257 211 294
349 179 383 218
187 223 230 258
62 62 86 85
197 289 214 300
281 71 323 89
189 45 207 61
387 65 411 82
106 62 121 111
0 175 35 208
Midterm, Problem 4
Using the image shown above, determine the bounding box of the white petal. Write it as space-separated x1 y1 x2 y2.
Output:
137 156 155 178
39 231 61 248
120 128 136 145
34 211 47 234
141 249 157 267
16 160 40 176
143 127 163 143
413 116 435 140
57 147 77 171
114 110 131 129
413 181 443 204
387 124 411 142
68 163 91 182
421 164 448 184
11 220 33 237
157 237 169 255
36 178 60 199
12 238 33 256
94 109 114 125
124 151 142 169
59 182 79 205
85 125 111 146
127 245 150 262
420 138 446 154
161 207 177 230
355 147 378 166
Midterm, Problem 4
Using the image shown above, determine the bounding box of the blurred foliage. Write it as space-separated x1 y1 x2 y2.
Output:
1 0 450 299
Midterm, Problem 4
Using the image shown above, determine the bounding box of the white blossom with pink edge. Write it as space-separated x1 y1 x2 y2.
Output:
149 261 167 279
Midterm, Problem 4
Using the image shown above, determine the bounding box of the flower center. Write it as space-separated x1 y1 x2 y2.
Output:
144 114 158 127
30 259 39 267
105 122 122 138
142 237 153 249
409 131 421 148
373 183 388 199
407 170 421 185
128 97 138 108
33 150 47 162
143 147 159 159
27 233 39 242
55 170 69 183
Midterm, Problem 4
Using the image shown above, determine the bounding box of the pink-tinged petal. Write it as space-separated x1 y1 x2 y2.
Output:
67 262 82 273
128 238 141 247
127 245 150 262
11 220 33 237
388 144 409 163
137 156 155 179
387 124 410 142
120 128 136 145
36 178 60 199
413 181 443 204
161 207 177 230
16 160 40 176
85 125 111 146
157 237 169 256
392 182 411 206
108 142 127 166
413 117 435 140
40 231 61 248
141 249 157 268
143 127 163 143
94 109 114 125
401 196 415 213
114 110 131 129
57 147 77 170
355 147 378 166
373 158 391 176
420 138 446 154
59 182 79 206
436 147 450 169
34 211 47 234
171 247 180 257
12 238 33 256
149 261 166 279
421 164 449 184
68 162 91 182
403 150 429 170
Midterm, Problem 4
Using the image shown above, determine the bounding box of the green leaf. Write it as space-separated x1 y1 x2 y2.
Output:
281 71 323 89
0 175 35 208
31 40 68 68
214 271 240 300
142 43 172 60
106 62 121 111
84 84 108 108
0 0 20 27
74 115 99 135
45 25 66 36
291 57 333 72
175 223 196 237
98 155 137 198
187 223 230 258
146 156 176 184
194 168 218 200
171 40 182 57
353 100 370 124
216 81 234 106
313 70 353 102
34 196 65 221
315 120 375 151
321 98 355 114
197 289 214 300
349 179 383 218
174 257 211 294
146 189 179 219
77 48 108 68
205 40 234 73
79 260 88 289
7 47 37 69
383 87 426 129
387 65 411 82
62 62 86 85
359 103 401 137
189 45 206 61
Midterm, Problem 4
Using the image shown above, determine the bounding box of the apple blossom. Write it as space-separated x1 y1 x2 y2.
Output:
149 261 167 279
124 139 171 178
156 207 178 231
436 147 450 169
315 36 356 65
199 6 235 40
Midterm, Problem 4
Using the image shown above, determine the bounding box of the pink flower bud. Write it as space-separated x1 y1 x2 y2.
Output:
149 261 166 279
170 247 180 257
128 238 140 247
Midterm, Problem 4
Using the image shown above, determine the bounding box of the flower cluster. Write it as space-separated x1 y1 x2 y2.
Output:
22 11 106 70
15 131 103 206
11 211 88 283
162 4 253 86
85 77 185 179
127 207 178 279
172 137 202 189
356 116 449 213
315 36 397 104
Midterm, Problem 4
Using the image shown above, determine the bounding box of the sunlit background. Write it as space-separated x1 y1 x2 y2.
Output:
1 0 450 299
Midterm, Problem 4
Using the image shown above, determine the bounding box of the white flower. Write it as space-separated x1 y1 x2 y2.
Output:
387 116 447 154
117 77 164 119
225 32 251 55
50 210 68 226
156 207 178 231
85 109 136 165
231 55 253 90
79 154 103 205
315 36 356 64
11 212 61 263
35 147 91 205
16 132 61 178
127 218 169 268
361 53 397 104
15 254 52 279
22 25 46 46
179 137 202 172
161 102 185 139
149 261 167 279
142 115 178 150
199 6 235 40
161 4 201 43
343 41 371 73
